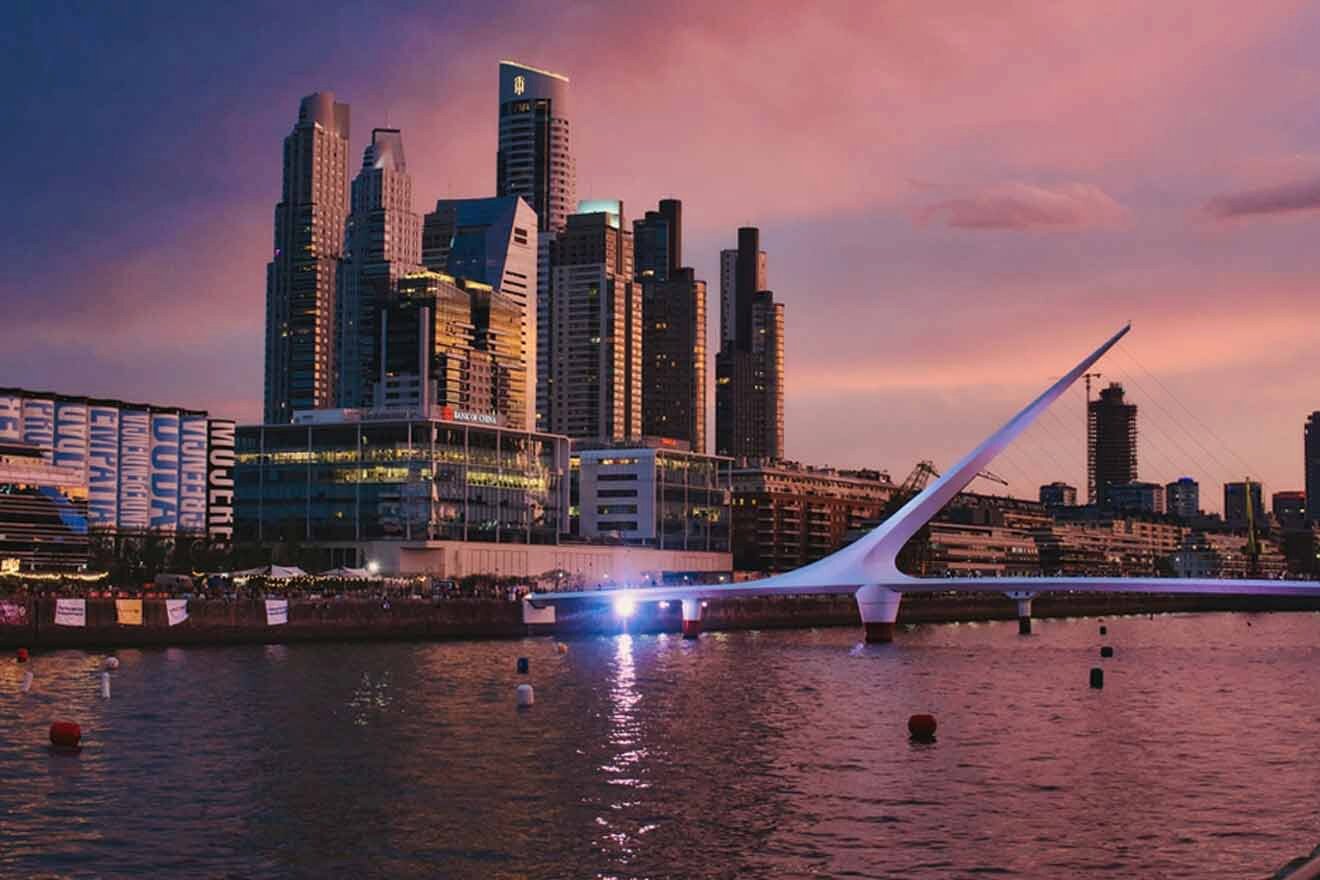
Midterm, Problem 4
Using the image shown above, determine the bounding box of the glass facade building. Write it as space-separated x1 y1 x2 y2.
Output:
236 413 569 547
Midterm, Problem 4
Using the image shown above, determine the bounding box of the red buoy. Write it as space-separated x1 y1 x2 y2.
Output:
908 713 938 741
16 647 29 663
49 720 81 750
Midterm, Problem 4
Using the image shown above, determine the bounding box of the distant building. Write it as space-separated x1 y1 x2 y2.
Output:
1165 477 1200 519
719 243 765 349
927 522 1040 577
1273 490 1307 530
547 203 641 443
496 60 574 432
1088 382 1137 506
716 228 785 460
1105 480 1165 515
1305 412 1320 525
265 92 350 423
634 199 682 282
421 196 538 428
574 444 731 552
1172 530 1286 579
337 128 422 409
1039 481 1077 507
0 440 88 571
731 461 894 573
1224 480 1265 530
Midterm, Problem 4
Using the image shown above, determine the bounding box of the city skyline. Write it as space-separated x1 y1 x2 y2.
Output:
7 2 1320 507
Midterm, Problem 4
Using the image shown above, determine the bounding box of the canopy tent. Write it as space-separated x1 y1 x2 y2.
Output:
319 567 372 579
220 565 309 580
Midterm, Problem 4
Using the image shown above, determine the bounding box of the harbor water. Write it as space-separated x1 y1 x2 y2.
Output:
2 611 1318 878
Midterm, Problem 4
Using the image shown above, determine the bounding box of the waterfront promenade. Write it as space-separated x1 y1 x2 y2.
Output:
4 589 1320 649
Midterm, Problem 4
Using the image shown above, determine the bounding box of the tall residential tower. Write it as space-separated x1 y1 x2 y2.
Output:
496 61 575 432
264 92 350 422
1088 382 1138 506
336 128 421 409
635 200 706 452
715 227 784 460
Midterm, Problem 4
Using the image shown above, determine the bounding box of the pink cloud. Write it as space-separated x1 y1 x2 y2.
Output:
918 182 1124 230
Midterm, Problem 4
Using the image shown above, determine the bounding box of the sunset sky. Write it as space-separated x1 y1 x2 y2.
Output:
6 1 1320 510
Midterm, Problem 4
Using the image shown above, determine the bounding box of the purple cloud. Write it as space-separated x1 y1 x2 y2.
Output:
1204 177 1320 220
920 182 1125 231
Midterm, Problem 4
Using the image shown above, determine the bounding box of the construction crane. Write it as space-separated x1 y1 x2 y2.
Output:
895 460 1007 499
1082 371 1103 403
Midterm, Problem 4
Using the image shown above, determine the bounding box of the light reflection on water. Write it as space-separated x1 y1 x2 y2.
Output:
0 613 1319 878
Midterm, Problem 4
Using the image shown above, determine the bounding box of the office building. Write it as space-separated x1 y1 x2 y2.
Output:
1224 480 1265 529
1088 382 1137 506
337 128 421 409
0 388 235 551
496 60 575 431
0 440 89 571
1165 477 1200 520
376 271 525 427
1105 480 1165 515
634 200 706 452
715 227 784 460
574 444 731 552
264 92 351 423
421 196 538 427
1039 481 1078 508
1273 490 1306 530
1306 413 1320 525
547 202 641 443
731 462 894 573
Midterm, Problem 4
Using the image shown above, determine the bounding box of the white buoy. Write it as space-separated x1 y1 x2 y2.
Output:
100 671 111 699
516 683 534 708
20 670 33 693
555 642 568 655
103 657 120 671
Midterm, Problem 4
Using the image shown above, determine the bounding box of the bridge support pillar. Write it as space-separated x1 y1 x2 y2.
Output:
1006 591 1036 635
681 599 703 639
856 585 902 643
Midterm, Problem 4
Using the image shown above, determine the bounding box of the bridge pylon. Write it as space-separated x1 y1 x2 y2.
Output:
856 585 903 643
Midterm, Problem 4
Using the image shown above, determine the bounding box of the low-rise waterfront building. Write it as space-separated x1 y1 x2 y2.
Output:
573 442 731 552
731 460 895 573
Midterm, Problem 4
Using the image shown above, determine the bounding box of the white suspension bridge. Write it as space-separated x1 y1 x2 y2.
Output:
528 324 1320 641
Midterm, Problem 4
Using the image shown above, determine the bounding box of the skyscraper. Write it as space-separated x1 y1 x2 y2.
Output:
1305 412 1320 525
496 60 575 432
719 242 765 349
548 202 641 442
421 196 537 428
264 92 350 423
336 128 421 409
1088 382 1137 506
634 200 706 451
715 227 785 460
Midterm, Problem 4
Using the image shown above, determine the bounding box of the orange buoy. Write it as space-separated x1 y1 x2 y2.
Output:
49 720 82 750
908 714 938 741
16 647 29 663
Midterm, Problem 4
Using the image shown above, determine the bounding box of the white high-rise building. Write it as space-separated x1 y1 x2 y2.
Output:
337 128 421 409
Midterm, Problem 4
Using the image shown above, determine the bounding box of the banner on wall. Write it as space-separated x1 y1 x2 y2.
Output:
54 401 89 484
22 398 54 461
0 395 20 442
118 410 151 531
178 415 208 533
54 598 86 627
149 412 180 533
207 419 236 545
265 599 288 626
165 599 189 626
115 599 143 626
87 405 120 528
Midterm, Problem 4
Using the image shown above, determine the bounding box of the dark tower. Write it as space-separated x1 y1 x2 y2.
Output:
1088 382 1138 506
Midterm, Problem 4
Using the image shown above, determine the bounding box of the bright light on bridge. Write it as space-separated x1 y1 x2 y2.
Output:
613 594 638 618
